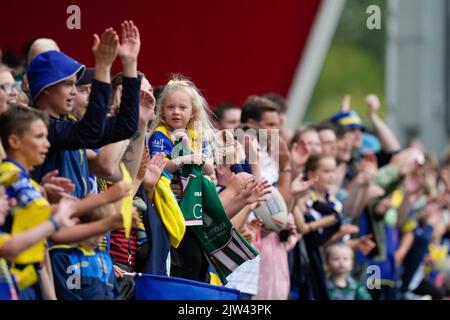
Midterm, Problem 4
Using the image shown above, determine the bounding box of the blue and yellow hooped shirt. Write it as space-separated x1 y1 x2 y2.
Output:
0 158 51 265
148 125 208 160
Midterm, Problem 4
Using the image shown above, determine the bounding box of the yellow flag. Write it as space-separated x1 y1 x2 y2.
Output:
154 174 186 248
119 162 133 238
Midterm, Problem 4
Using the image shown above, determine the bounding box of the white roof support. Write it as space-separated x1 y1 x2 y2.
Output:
286 0 346 130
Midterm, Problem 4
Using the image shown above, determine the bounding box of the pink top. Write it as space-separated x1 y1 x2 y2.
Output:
253 215 300 300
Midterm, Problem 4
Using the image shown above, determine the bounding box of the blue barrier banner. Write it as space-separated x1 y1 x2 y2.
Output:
134 273 239 300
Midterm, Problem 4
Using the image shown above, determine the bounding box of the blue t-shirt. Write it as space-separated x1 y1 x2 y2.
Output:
50 245 117 300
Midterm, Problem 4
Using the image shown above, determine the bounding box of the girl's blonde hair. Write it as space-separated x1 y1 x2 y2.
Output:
149 75 215 140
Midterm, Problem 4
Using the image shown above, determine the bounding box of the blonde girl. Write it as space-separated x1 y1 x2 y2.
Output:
148 76 215 175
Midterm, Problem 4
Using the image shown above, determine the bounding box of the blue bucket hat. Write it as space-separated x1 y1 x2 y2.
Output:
27 50 85 103
330 110 364 130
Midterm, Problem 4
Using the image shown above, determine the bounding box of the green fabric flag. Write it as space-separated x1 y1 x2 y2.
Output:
179 165 259 284
179 169 203 226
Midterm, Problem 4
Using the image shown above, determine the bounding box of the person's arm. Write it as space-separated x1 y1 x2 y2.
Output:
70 181 131 218
230 205 254 230
347 234 376 256
342 183 370 219
131 150 149 197
366 94 401 153
39 251 57 300
292 204 337 235
87 141 128 182
122 130 147 182
0 198 77 259
342 153 378 218
122 73 157 182
324 224 360 246
220 175 271 218
164 153 205 174
50 209 123 244
96 77 141 147
277 138 292 201
47 80 111 150
0 223 56 259
94 21 141 147
219 188 248 218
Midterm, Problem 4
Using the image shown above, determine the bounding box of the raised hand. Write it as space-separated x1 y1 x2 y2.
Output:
41 170 76 203
291 138 310 167
365 94 381 115
227 172 253 196
136 148 150 182
278 137 291 169
143 152 166 190
139 89 156 124
118 20 141 64
355 152 378 184
341 94 351 112
244 179 272 207
291 174 315 198
391 148 425 176
92 28 119 68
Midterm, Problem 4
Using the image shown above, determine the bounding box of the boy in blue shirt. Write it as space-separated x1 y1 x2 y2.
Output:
50 204 119 300
28 21 142 199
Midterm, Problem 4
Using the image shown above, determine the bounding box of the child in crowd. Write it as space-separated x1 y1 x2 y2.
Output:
0 106 76 299
50 203 131 300
148 77 215 282
325 241 371 300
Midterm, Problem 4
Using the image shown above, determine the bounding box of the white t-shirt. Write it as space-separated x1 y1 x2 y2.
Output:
225 212 260 295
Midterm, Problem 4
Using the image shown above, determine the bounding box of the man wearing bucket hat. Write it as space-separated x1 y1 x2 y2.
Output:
27 21 142 199
330 110 365 152
330 95 401 185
